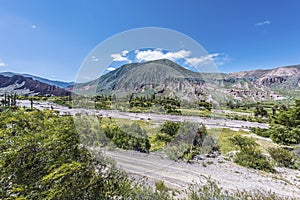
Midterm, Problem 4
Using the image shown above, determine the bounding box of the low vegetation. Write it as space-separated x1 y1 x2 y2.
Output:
185 178 295 200
165 121 219 162
229 135 274 172
268 147 299 169
0 108 136 199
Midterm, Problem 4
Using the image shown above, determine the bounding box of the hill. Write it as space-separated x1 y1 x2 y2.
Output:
76 59 300 103
0 72 74 88
0 74 71 96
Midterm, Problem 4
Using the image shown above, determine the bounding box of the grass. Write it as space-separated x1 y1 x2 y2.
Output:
243 133 278 154
179 108 212 117
208 128 249 154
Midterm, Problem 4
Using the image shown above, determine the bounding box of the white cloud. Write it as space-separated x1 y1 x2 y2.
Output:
31 25 37 29
107 67 116 71
255 20 271 26
111 49 226 69
135 49 191 62
111 53 129 62
91 56 99 62
175 50 191 58
121 50 129 56
185 53 220 66
0 61 7 67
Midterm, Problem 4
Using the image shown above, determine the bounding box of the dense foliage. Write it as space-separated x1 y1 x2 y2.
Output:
268 147 298 169
0 108 153 199
269 100 300 145
154 121 180 143
229 135 274 172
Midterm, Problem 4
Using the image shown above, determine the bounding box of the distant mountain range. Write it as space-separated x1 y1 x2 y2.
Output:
75 59 300 103
0 73 71 96
0 72 74 88
1 60 299 100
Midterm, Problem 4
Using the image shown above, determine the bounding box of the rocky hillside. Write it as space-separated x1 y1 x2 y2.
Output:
228 65 300 88
222 65 300 99
76 60 300 103
0 74 71 96
0 72 74 88
75 59 213 102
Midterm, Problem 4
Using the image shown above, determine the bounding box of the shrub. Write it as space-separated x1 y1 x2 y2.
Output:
154 121 180 143
250 127 270 138
160 121 180 137
268 147 298 169
235 149 274 172
229 135 257 151
269 125 300 145
165 121 218 161
155 180 169 193
229 135 274 172
186 178 290 200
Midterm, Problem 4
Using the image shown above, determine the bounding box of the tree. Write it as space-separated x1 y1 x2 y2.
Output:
269 100 300 145
254 106 268 118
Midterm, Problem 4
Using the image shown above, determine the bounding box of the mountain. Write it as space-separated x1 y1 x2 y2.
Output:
226 65 300 98
0 72 74 88
75 59 212 102
75 59 300 104
0 74 71 96
228 65 300 88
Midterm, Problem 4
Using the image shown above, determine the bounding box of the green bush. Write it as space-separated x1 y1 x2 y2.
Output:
186 178 291 200
0 109 136 199
229 135 258 151
229 135 274 172
250 127 270 138
268 147 298 169
269 125 300 145
165 121 218 162
161 121 180 137
235 149 274 172
101 122 151 153
155 180 169 193
154 121 180 143
268 100 300 145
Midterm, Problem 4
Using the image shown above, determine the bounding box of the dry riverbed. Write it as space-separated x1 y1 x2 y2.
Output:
17 100 268 131
103 149 300 199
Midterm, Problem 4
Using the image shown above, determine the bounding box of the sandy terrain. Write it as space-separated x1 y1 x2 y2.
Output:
103 149 300 199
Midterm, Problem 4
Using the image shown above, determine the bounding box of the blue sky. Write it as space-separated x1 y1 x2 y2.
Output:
0 0 300 81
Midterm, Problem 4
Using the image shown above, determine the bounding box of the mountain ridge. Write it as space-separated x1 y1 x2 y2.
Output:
1 60 299 100
0 74 71 96
0 71 74 88
75 59 299 103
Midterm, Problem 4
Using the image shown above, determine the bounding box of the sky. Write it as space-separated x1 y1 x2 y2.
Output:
0 0 300 82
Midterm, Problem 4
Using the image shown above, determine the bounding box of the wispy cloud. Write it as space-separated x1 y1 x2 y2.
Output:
31 25 38 29
185 53 221 66
135 49 191 62
111 53 130 62
0 60 7 67
91 56 99 62
107 67 116 71
110 49 226 70
255 20 271 26
121 50 129 56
